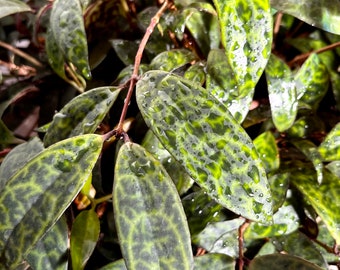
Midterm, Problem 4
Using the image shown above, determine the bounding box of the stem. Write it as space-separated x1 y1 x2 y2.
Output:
238 219 250 270
116 0 169 133
288 41 340 66
0 40 43 67
272 12 283 50
94 194 113 206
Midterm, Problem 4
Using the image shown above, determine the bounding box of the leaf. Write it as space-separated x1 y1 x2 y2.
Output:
249 254 324 270
49 0 91 80
195 219 244 257
26 216 68 270
253 131 279 173
318 122 340 161
213 0 272 95
110 39 140 66
268 172 290 213
70 209 100 270
0 137 44 191
0 134 103 268
295 54 329 109
0 119 24 145
99 259 127 270
136 70 272 223
150 49 197 72
271 0 340 35
194 253 235 270
141 130 194 195
113 142 194 270
0 0 32 19
292 168 340 245
44 86 120 147
244 204 299 239
265 54 297 131
184 61 206 85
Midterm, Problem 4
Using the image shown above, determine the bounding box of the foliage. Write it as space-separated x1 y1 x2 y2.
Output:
0 0 340 269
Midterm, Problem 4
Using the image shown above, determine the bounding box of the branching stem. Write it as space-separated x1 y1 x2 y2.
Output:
116 0 169 133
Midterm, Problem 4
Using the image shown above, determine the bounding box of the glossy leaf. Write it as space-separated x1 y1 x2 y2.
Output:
295 54 329 109
50 0 91 80
44 86 120 147
150 49 197 72
110 39 140 66
0 134 103 268
194 253 235 270
141 130 194 195
244 205 299 239
253 131 279 173
0 0 31 19
318 122 340 161
292 168 340 245
184 61 206 85
268 172 290 213
213 0 272 95
271 0 340 35
26 217 68 270
272 231 328 268
292 140 323 184
70 209 100 270
249 254 323 270
0 137 44 191
136 71 272 223
266 54 297 131
195 219 244 257
325 161 340 178
113 142 194 270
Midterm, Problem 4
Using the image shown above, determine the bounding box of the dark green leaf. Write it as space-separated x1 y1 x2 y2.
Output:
268 172 290 213
213 0 272 95
44 86 120 147
99 259 127 270
0 134 103 268
249 254 324 270
318 122 340 161
50 0 91 79
136 71 272 223
271 0 340 35
184 61 206 85
265 54 297 131
0 119 24 145
110 39 140 66
292 168 340 245
26 217 68 270
0 137 43 191
244 204 299 239
70 209 100 270
0 0 32 19
194 253 235 270
113 142 194 270
253 131 279 173
295 54 329 109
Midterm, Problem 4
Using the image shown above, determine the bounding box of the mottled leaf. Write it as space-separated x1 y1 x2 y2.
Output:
0 0 31 19
287 115 326 139
295 54 329 109
0 134 103 268
0 137 44 191
184 61 206 85
110 39 140 66
266 54 297 131
244 205 299 239
136 71 272 223
292 168 340 245
50 0 91 79
271 0 340 35
26 217 68 270
194 253 235 270
249 254 323 270
292 140 323 184
318 122 340 161
213 0 272 95
272 231 328 268
195 219 244 257
70 209 100 270
150 49 197 72
182 190 224 237
141 130 194 195
44 86 120 147
268 172 290 213
253 131 279 173
113 142 193 270
325 161 340 178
